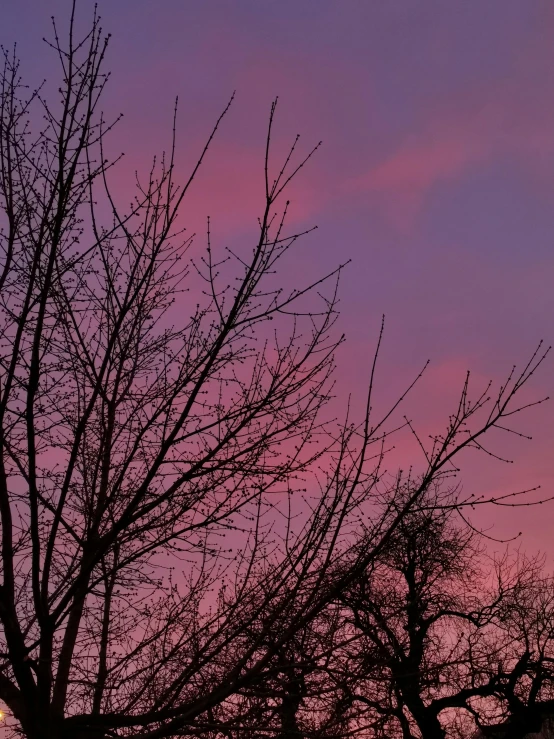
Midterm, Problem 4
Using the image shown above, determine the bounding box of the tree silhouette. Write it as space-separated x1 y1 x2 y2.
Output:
337 491 554 739
0 5 549 739
470 556 554 739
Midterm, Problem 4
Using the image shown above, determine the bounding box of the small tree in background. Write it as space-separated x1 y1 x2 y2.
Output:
335 491 554 739
0 4 549 739
468 557 554 739
336 486 506 739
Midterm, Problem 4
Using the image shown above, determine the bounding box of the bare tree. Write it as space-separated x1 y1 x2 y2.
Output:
335 486 531 739
468 557 554 739
334 489 554 739
0 5 549 739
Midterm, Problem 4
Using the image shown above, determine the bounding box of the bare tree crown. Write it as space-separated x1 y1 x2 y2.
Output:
0 6 550 739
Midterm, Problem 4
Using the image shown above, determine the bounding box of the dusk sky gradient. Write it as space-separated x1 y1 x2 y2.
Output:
2 0 554 556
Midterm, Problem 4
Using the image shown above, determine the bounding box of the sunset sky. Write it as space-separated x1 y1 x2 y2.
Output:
3 0 554 555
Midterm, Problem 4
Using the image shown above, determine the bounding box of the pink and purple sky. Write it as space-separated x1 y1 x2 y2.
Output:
2 0 554 554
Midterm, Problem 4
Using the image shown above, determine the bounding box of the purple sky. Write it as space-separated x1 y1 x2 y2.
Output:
2 0 554 554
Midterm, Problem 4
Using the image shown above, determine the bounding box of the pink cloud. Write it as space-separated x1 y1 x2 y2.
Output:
345 17 554 231
362 131 481 194
343 102 499 232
